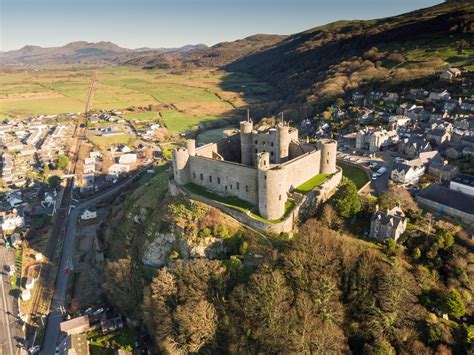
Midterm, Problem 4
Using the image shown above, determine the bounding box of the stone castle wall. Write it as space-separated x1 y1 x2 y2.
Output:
188 156 259 204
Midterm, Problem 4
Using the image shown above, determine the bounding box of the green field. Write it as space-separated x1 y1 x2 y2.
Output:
0 67 267 134
337 162 369 190
88 133 135 149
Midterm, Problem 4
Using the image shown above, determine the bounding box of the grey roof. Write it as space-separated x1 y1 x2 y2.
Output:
392 162 413 173
428 129 448 137
418 184 474 214
452 173 474 187
371 206 406 229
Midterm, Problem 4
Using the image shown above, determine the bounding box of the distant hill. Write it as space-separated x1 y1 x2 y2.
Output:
0 41 208 66
122 34 286 69
223 1 474 116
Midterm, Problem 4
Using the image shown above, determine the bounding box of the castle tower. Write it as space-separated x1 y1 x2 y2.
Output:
317 138 337 174
276 123 290 163
240 120 254 166
257 152 285 220
186 139 196 157
172 147 191 185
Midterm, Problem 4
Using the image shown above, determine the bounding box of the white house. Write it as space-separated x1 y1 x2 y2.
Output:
89 151 102 159
0 209 25 232
25 277 35 290
439 68 461 80
389 115 411 127
80 208 97 221
84 157 95 166
83 164 95 174
118 153 137 165
391 162 425 184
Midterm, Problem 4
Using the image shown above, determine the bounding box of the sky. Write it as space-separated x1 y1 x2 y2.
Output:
1 0 443 51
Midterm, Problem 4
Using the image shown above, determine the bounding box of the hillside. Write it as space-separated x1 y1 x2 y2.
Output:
123 34 286 69
0 42 207 66
223 1 474 116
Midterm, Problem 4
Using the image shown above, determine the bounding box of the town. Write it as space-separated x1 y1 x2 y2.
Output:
1 0 473 354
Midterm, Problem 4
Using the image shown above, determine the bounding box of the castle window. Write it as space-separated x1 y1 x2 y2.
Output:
255 140 258 144
200 173 203 180
271 142 274 147
271 152 274 157
246 185 248 192
327 159 329 164
209 176 212 182
264 175 267 180
230 184 232 189
255 149 258 153
279 195 281 201
193 172 196 179
262 141 266 146
236 182 240 190
225 186 228 191
217 177 221 184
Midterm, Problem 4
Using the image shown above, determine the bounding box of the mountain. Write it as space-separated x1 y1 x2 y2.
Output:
0 42 208 66
0 41 132 65
223 1 474 115
122 34 286 69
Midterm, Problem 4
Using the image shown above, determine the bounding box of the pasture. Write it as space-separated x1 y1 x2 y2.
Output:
0 67 268 134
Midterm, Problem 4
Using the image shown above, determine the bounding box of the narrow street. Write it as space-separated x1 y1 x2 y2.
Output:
0 244 22 354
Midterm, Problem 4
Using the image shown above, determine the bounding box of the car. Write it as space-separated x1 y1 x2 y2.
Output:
394 157 405 163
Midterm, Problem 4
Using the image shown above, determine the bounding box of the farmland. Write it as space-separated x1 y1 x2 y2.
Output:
0 66 269 134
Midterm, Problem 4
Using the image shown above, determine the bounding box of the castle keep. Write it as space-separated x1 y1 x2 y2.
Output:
172 119 337 220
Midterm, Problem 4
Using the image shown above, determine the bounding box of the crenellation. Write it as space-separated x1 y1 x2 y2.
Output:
172 119 338 220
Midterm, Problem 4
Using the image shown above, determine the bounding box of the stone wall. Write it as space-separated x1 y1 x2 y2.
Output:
189 155 259 204
170 166 343 234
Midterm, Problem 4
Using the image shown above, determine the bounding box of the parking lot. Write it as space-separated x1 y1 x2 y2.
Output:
336 145 394 194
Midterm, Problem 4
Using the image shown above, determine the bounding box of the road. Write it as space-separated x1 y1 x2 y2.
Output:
0 244 21 354
41 168 147 355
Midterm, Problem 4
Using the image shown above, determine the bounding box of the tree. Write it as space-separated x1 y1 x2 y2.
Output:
56 155 69 171
335 97 345 107
332 177 361 218
102 257 144 318
320 204 342 230
441 289 466 318
47 175 61 189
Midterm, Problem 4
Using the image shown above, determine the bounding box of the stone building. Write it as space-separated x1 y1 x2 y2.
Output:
356 128 399 152
369 205 407 242
172 119 337 220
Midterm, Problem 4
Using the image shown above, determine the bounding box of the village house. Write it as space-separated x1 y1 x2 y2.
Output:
460 99 474 112
57 334 90 355
0 208 25 232
389 115 411 127
400 137 433 159
356 128 399 152
429 90 451 101
426 128 451 145
390 161 425 184
59 315 91 336
80 208 97 221
439 67 461 80
369 205 407 242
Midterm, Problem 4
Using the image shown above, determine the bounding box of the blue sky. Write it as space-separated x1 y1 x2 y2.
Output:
1 0 442 51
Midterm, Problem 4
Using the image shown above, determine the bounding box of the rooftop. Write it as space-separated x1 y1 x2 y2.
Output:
418 184 474 214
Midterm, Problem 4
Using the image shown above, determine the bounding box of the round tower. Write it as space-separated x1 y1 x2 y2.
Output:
257 152 286 220
186 139 196 157
317 138 337 174
172 148 190 185
240 120 254 166
276 123 290 163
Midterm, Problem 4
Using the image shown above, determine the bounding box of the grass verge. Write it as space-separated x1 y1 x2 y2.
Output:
337 162 369 190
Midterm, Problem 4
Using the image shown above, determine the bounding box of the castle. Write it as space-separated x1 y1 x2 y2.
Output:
172 118 337 221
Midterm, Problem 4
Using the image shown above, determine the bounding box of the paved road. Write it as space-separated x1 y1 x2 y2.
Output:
41 169 147 355
0 244 22 354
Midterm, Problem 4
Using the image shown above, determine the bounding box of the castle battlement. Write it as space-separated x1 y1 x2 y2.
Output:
172 120 337 220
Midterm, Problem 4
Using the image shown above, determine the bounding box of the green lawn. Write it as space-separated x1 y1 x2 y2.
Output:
88 133 135 149
123 111 159 121
337 162 369 190
294 173 330 193
87 328 138 354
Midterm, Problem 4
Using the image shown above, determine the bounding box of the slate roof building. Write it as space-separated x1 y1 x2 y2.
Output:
369 205 407 242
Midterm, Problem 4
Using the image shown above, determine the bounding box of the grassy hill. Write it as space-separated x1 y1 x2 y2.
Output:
223 1 473 116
